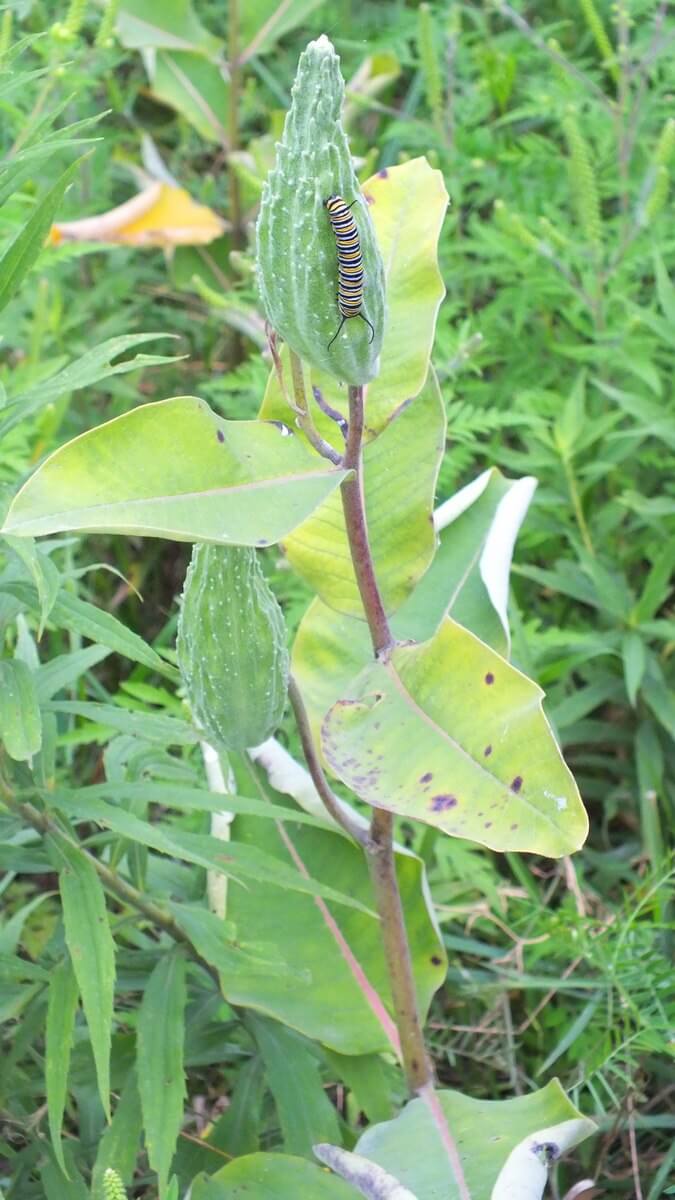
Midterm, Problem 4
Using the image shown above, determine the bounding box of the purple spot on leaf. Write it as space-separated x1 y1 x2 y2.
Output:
484 821 493 829
431 794 458 812
420 772 433 784
484 744 492 757
216 430 225 443
378 168 389 179
511 776 523 793
364 193 375 205
485 672 495 685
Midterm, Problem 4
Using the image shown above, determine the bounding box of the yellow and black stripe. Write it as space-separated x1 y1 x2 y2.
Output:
324 195 375 350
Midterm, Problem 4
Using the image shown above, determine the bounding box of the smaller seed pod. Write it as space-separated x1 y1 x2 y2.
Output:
177 545 289 750
256 35 385 386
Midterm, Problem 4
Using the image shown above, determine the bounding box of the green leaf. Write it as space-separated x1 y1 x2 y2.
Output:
0 156 85 314
137 951 187 1199
117 0 222 54
397 468 537 654
91 1073 142 1200
322 1049 399 1124
2 396 347 544
55 780 328 827
292 462 536 761
633 542 675 622
3 536 60 636
621 631 646 707
248 1015 341 1157
51 790 375 913
46 701 198 744
355 1080 595 1200
35 646 111 701
190 1153 358 1198
222 754 445 1054
150 51 229 142
45 957 79 1178
55 838 116 1120
167 900 297 978
240 1 324 59
41 1148 90 1200
0 334 178 440
653 250 675 325
322 619 588 858
284 372 445 617
3 580 173 676
0 659 42 761
207 1057 266 1157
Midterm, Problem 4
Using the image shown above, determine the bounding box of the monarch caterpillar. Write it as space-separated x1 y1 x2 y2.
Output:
324 194 375 350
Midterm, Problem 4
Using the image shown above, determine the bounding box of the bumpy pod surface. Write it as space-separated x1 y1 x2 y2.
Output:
256 35 385 385
177 544 289 750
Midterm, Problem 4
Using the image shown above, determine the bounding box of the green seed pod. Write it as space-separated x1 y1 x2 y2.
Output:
256 35 385 386
177 545 289 751
103 1169 128 1200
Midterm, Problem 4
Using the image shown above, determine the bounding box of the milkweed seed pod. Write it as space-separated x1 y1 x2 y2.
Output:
256 35 385 386
177 545 289 751
103 1169 128 1200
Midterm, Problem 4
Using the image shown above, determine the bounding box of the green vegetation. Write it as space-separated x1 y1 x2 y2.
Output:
0 3 673 1198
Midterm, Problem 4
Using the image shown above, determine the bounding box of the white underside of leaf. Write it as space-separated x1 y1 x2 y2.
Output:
491 1117 598 1200
480 475 538 647
434 468 492 531
314 1143 419 1200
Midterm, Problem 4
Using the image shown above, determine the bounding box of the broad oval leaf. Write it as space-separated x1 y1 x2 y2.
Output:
2 396 346 544
190 1152 359 1198
117 1 223 55
321 619 588 858
137 951 187 1199
355 1079 596 1200
55 838 116 1120
150 52 229 143
284 372 446 617
291 460 537 754
221 754 445 1055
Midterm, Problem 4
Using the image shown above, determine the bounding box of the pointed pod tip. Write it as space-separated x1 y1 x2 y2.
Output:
310 34 337 55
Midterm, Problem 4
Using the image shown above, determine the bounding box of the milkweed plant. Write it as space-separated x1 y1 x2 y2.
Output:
1 34 596 1200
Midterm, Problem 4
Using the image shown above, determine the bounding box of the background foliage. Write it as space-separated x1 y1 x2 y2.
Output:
0 1 673 1197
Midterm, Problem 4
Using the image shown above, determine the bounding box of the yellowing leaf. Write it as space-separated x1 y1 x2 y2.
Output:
49 182 224 248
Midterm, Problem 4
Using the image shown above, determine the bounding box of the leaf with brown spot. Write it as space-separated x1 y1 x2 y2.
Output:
321 618 588 858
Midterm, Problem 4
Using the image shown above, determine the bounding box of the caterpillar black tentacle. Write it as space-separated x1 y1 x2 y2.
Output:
324 194 375 350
